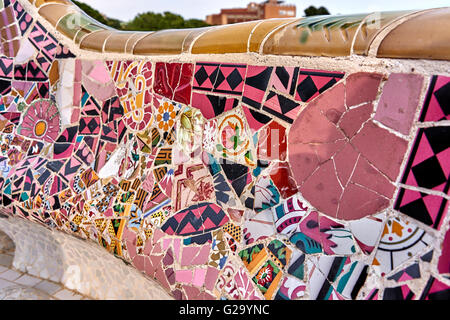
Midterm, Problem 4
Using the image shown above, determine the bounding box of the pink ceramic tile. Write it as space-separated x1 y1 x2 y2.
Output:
375 73 424 135
165 268 175 285
150 254 164 269
181 247 200 266
144 257 155 278
153 228 165 244
155 267 171 291
183 285 201 299
338 183 390 220
163 248 174 265
132 255 145 272
204 267 220 292
191 244 211 265
350 156 396 198
173 239 181 262
162 238 172 251
89 61 113 84
151 242 162 255
175 270 193 283
192 268 207 287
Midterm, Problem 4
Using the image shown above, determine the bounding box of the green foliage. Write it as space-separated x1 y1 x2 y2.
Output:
304 5 331 17
124 11 209 31
72 0 117 27
73 1 209 31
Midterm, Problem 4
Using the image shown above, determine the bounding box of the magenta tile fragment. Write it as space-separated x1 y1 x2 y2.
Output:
419 75 450 122
438 224 450 275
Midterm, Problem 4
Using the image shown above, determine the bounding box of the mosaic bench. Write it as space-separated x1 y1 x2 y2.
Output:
0 0 449 300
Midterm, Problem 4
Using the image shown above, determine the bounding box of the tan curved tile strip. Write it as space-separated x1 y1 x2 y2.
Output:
25 0 450 60
181 27 212 52
79 30 115 52
32 0 73 7
56 11 107 41
37 3 77 26
104 31 149 54
134 29 198 55
263 14 369 56
352 10 415 55
248 18 297 53
377 7 450 60
191 21 260 54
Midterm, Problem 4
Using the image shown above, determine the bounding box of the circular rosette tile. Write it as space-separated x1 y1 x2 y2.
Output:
288 73 409 221
18 99 61 143
217 114 250 158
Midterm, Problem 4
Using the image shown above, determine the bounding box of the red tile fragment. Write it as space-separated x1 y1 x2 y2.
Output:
301 160 342 216
257 121 287 161
338 184 390 220
339 103 373 139
351 121 408 181
290 100 345 145
350 156 396 198
153 62 193 104
346 72 383 107
270 162 298 198
333 143 359 187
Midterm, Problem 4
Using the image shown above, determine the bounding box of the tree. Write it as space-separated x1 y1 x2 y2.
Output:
304 6 330 17
124 11 209 31
72 1 210 31
72 0 125 29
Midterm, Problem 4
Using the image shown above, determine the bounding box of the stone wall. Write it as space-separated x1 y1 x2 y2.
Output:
0 0 448 300
0 217 173 299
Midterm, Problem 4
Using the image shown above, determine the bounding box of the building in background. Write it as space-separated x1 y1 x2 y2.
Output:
206 0 296 25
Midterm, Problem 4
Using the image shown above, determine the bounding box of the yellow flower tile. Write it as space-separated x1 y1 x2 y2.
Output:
191 21 260 54
377 8 450 60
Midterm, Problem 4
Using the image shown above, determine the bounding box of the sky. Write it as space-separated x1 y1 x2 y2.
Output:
79 0 449 21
